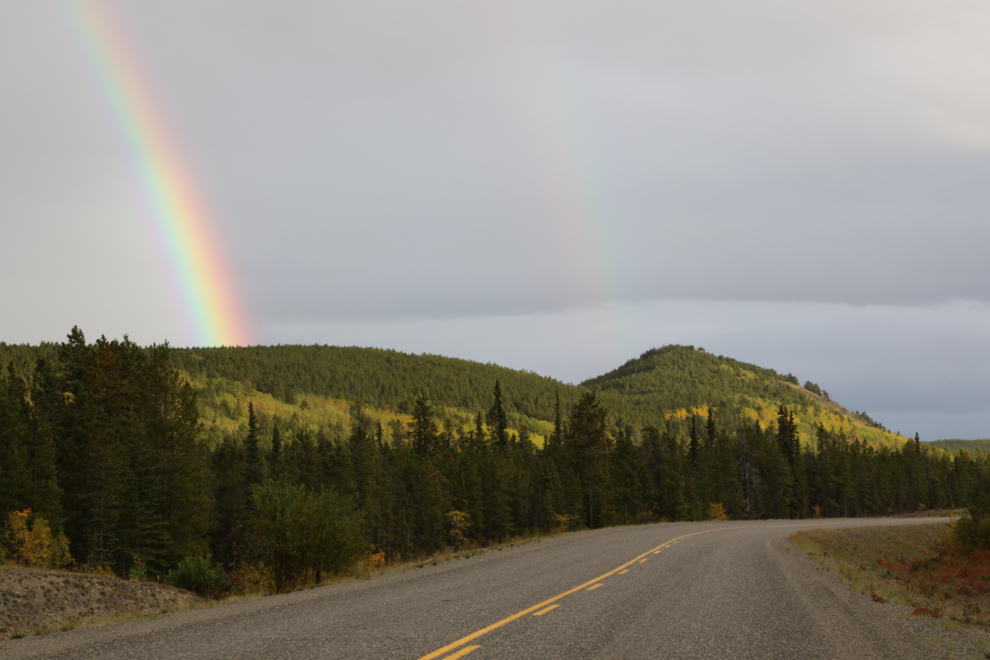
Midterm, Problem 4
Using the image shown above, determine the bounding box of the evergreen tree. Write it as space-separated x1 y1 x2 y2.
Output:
566 392 609 528
270 421 282 472
411 394 439 456
488 381 508 447
243 403 263 508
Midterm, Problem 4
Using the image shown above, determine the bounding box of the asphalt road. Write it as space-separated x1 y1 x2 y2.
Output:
1 518 980 659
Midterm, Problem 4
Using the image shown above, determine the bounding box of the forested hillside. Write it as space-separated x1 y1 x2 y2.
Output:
929 439 990 454
3 329 986 594
0 342 906 448
583 345 906 448
170 344 584 418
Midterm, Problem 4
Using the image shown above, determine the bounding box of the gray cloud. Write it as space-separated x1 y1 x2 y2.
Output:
2 2 989 437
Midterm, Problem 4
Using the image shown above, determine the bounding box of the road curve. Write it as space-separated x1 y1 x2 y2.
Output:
0 518 974 659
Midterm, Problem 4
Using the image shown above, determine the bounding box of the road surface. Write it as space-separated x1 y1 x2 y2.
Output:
1 518 981 659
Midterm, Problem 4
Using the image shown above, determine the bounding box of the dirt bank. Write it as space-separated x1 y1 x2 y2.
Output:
0 564 198 638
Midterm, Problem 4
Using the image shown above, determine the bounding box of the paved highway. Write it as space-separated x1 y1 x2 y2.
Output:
1 519 979 659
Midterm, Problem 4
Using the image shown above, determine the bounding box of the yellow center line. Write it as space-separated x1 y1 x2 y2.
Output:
586 583 604 591
618 569 629 575
639 558 648 563
533 604 559 616
415 528 727 660
439 646 481 660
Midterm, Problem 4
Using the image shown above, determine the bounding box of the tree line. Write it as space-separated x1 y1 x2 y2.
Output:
2 329 987 590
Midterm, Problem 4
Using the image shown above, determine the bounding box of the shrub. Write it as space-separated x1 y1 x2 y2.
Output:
950 499 990 551
228 564 276 595
4 509 73 568
707 503 729 521
249 482 363 593
446 511 471 550
553 513 579 534
165 554 229 598
366 549 386 570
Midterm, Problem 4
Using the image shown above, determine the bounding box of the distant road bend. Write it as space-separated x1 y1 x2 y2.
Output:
1 519 971 659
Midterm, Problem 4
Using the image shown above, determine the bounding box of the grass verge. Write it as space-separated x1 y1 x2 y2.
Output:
791 523 990 633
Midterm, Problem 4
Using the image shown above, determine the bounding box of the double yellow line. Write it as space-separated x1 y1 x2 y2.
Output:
416 528 725 660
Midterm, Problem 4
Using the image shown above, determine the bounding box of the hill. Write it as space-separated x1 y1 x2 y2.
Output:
1 341 906 449
172 344 906 447
583 345 907 448
928 439 990 454
169 344 588 421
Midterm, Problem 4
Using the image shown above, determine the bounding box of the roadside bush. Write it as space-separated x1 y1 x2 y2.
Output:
228 564 276 595
165 554 229 598
249 482 363 593
707 503 729 521
950 497 990 551
446 511 471 550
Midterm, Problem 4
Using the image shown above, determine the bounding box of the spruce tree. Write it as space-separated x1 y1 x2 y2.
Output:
269 421 282 479
488 381 508 447
473 412 485 448
411 394 439 456
548 391 563 452
244 403 263 508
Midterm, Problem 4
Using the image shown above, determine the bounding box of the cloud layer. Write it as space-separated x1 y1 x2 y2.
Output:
2 2 988 437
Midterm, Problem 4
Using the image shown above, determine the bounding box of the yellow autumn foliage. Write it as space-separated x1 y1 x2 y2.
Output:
4 509 73 569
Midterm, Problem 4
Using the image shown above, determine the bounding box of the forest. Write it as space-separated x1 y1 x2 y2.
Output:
1 329 988 591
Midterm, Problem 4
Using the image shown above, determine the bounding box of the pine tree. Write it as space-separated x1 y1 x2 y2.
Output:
411 394 439 456
566 392 609 528
488 381 508 448
23 358 63 524
269 420 283 481
548 391 563 453
473 412 485 448
244 403 263 509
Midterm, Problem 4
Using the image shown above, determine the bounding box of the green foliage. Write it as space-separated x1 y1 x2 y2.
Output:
950 491 990 551
0 330 209 576
165 554 230 597
929 439 990 454
488 381 508 447
850 410 888 431
167 344 592 424
249 482 363 592
583 346 814 422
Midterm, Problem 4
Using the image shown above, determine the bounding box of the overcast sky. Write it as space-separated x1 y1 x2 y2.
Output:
2 1 989 440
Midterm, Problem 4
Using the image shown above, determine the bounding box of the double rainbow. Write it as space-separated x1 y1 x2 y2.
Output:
61 0 250 346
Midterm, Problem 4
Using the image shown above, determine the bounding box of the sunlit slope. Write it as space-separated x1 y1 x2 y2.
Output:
184 372 554 449
582 345 908 448
170 345 616 423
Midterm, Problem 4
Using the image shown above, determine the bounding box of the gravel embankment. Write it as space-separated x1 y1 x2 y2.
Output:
0 565 196 637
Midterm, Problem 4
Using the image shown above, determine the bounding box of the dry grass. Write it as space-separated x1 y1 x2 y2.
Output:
792 523 990 633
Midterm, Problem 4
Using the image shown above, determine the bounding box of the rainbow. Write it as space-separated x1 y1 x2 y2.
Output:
483 1 627 305
58 0 250 346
